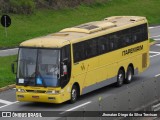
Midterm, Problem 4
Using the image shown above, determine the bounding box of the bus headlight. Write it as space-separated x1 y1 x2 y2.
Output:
46 90 60 94
16 89 25 92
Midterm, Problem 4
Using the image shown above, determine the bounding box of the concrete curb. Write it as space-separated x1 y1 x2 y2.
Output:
0 84 16 92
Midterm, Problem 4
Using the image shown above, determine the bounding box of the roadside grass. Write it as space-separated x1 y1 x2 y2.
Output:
0 0 160 48
0 55 17 88
150 39 155 43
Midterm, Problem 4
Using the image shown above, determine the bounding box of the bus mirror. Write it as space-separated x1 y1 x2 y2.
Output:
11 63 16 74
62 58 68 63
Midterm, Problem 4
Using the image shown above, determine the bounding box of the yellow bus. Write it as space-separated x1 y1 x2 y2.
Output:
13 16 149 103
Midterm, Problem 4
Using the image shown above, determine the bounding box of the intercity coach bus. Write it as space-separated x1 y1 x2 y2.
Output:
12 16 150 103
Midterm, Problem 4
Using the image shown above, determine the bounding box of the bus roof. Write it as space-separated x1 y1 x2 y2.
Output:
20 16 147 48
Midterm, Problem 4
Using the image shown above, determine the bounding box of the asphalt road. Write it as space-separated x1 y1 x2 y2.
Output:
0 48 18 57
0 26 160 120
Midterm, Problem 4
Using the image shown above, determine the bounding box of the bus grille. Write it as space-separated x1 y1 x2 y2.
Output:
26 90 46 93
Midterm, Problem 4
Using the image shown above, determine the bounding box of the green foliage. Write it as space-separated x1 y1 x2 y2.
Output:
150 39 155 43
0 0 160 48
0 55 17 88
0 0 106 13
1 0 35 14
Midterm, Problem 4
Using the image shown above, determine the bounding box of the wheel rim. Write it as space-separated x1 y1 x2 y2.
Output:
118 73 123 85
72 89 77 101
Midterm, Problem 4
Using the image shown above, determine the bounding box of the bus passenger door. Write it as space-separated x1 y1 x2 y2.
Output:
60 45 72 89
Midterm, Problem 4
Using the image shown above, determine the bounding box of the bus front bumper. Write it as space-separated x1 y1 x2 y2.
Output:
16 92 64 104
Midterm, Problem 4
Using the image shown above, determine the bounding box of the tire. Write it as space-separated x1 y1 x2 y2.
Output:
125 66 133 84
116 69 125 87
70 85 78 103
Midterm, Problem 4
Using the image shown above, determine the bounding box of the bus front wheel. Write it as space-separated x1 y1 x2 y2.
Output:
116 69 125 87
70 85 78 103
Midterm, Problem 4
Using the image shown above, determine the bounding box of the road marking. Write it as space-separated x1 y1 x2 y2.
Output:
149 26 160 29
0 99 13 105
155 74 160 77
60 101 91 114
0 48 18 52
149 51 160 58
0 101 19 109
149 51 160 54
155 44 160 46
154 38 160 40
150 53 160 58
150 35 160 38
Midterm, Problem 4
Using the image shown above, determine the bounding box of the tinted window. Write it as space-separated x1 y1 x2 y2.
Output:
109 33 119 51
85 38 98 58
62 45 71 62
73 23 148 62
73 42 85 63
98 36 109 54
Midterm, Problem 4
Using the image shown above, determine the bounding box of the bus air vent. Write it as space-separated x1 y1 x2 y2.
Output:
130 17 145 22
26 90 46 93
95 22 116 29
104 16 122 21
51 33 69 36
60 24 101 34
60 22 116 34
76 24 99 30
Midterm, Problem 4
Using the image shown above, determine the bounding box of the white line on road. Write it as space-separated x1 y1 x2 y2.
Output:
0 99 14 105
60 101 92 114
150 53 160 58
155 44 160 46
150 35 160 38
149 51 160 54
154 39 160 41
155 74 160 77
149 26 160 29
0 48 18 52
0 101 19 109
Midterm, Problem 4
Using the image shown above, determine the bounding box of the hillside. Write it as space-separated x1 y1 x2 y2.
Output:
0 0 160 48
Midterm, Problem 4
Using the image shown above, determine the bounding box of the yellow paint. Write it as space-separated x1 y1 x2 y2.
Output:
17 16 150 103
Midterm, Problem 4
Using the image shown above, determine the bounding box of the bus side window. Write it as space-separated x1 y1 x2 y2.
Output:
143 24 148 40
73 42 85 62
109 34 118 51
98 36 108 54
85 39 98 58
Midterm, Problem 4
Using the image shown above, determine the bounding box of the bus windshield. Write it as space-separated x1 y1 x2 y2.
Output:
17 48 60 87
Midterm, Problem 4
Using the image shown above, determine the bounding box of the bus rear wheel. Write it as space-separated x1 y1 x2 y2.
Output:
125 66 133 84
70 85 78 103
116 69 125 87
